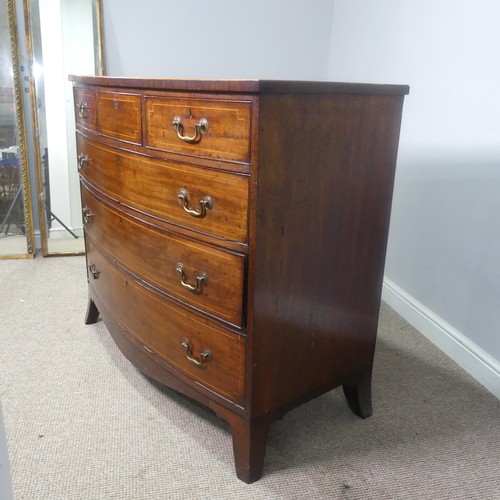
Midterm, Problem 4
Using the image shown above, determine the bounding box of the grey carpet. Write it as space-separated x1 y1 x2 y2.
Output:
0 256 499 499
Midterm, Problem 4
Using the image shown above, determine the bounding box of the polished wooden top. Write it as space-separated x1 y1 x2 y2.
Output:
69 75 409 95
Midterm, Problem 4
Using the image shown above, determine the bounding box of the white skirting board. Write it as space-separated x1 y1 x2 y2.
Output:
48 226 84 239
382 278 500 400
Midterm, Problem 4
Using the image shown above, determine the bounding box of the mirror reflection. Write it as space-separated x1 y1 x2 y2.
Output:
0 0 34 257
28 0 104 254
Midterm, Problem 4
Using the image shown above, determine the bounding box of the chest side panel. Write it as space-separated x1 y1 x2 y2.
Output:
249 92 406 415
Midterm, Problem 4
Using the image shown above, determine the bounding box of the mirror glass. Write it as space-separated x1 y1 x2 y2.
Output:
0 0 34 257
27 0 105 255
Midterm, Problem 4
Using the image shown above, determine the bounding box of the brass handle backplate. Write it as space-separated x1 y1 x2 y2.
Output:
176 264 207 293
177 188 213 218
82 207 94 223
88 264 100 280
172 115 209 143
181 338 211 367
77 102 89 118
77 154 89 171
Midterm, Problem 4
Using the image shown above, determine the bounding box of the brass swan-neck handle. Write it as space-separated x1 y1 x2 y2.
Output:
177 188 213 218
172 115 209 143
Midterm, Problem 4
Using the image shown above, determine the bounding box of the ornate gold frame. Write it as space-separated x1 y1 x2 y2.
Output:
22 0 47 256
96 0 107 76
23 0 106 257
0 0 36 259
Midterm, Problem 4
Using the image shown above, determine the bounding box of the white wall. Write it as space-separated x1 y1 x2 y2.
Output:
61 0 96 232
102 0 334 79
37 0 96 239
38 0 71 234
329 0 500 395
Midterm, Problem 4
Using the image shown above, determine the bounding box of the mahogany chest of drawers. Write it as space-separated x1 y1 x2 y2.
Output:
71 76 408 483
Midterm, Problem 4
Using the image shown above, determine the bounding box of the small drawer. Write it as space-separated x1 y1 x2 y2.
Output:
81 185 245 327
97 91 142 144
74 88 97 131
77 135 249 244
145 95 252 164
85 238 245 406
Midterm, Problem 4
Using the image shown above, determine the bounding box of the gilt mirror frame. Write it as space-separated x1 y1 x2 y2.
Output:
23 0 106 257
0 0 35 259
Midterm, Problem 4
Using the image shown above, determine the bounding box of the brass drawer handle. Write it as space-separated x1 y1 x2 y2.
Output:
88 264 100 280
177 188 213 218
82 207 94 223
181 338 211 367
176 264 207 293
77 154 89 171
172 115 209 143
77 102 89 118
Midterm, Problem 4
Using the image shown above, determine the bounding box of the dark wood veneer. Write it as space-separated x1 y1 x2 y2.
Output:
70 74 409 96
73 76 408 483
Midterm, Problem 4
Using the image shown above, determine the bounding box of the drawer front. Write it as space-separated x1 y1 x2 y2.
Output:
77 135 249 243
86 238 245 405
82 185 245 327
145 96 252 164
74 88 97 131
97 91 142 144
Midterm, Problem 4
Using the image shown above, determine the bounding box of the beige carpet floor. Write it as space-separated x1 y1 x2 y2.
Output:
0 256 499 499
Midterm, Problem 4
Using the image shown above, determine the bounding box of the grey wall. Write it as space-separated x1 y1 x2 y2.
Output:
329 0 500 362
100 0 499 370
102 0 334 79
